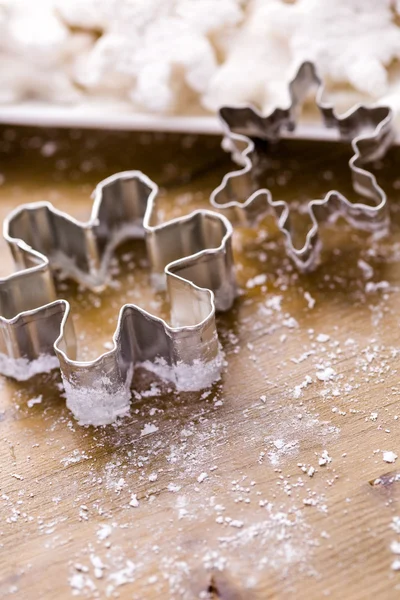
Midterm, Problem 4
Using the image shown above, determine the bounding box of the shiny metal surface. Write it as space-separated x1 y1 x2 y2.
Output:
211 61 394 271
0 171 236 424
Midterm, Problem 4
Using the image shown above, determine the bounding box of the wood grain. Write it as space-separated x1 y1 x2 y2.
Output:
1 127 400 598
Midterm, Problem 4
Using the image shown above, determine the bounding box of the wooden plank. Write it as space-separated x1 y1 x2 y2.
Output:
1 127 400 598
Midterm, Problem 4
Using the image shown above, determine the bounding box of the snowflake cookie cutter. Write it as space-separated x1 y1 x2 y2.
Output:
210 61 394 271
0 171 236 425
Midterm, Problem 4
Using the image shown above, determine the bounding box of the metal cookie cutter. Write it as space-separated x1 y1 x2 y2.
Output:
1 171 236 425
211 61 394 271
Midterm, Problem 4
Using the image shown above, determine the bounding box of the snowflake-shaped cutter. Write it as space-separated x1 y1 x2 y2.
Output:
0 171 236 425
210 61 394 271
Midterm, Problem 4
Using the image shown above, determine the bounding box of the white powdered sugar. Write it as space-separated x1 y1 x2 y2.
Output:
62 370 133 426
139 352 224 393
140 423 159 437
383 451 398 464
316 366 336 382
60 353 222 425
0 353 59 381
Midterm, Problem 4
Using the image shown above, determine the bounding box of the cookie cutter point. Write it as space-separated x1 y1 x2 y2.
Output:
211 60 394 271
1 170 236 425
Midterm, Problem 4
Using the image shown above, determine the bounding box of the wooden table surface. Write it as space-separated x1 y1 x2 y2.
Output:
1 127 400 599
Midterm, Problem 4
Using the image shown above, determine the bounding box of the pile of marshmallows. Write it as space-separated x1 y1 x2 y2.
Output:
2 0 400 115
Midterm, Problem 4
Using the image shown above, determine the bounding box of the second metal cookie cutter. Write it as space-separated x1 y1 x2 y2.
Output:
211 61 394 271
0 171 236 425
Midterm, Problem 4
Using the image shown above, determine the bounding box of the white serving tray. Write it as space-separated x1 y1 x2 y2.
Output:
0 102 221 134
0 101 397 144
